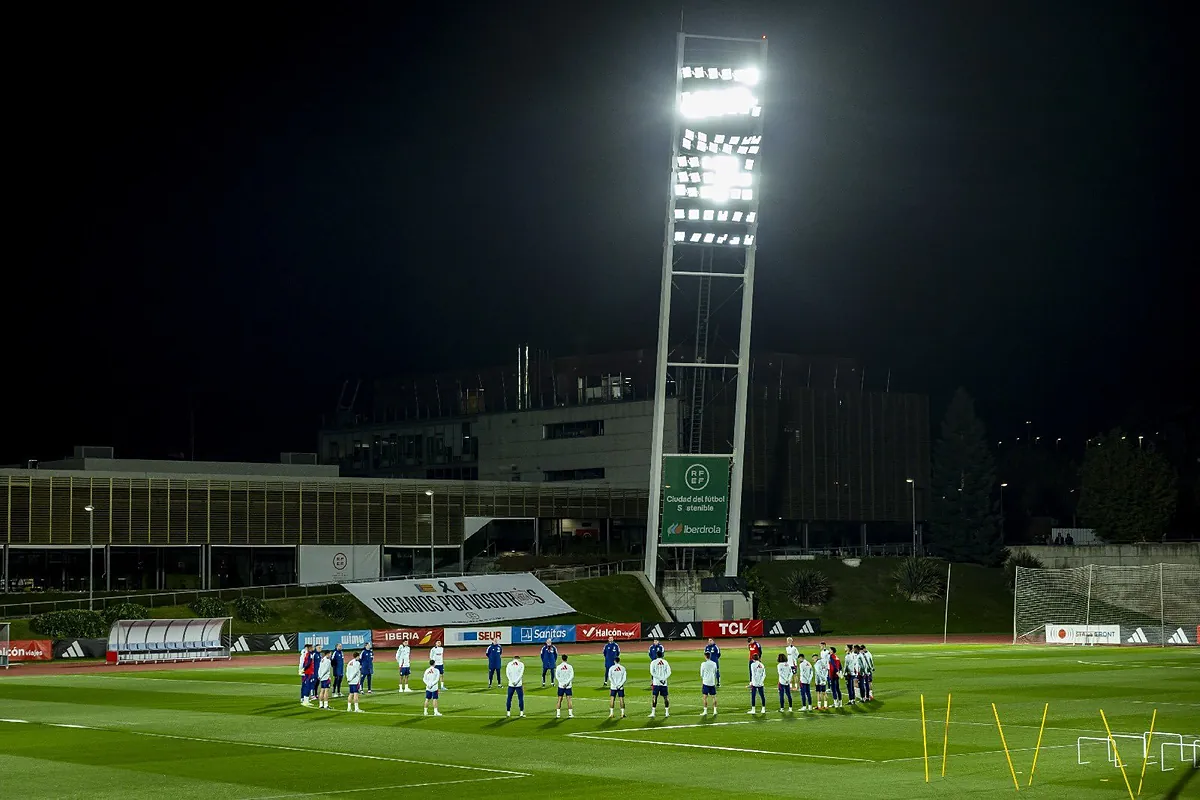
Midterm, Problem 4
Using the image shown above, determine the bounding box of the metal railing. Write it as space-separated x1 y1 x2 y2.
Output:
749 543 918 562
532 559 644 584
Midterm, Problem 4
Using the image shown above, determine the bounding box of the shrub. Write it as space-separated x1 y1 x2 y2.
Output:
320 594 358 623
1004 550 1044 593
233 596 270 624
782 568 832 607
189 596 228 618
101 602 150 626
893 557 945 602
744 570 774 619
29 609 106 639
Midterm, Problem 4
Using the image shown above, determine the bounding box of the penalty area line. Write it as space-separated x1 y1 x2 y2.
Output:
567 731 873 762
247 775 526 799
878 744 1075 763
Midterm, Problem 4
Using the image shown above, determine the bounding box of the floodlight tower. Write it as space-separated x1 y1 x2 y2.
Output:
644 33 767 587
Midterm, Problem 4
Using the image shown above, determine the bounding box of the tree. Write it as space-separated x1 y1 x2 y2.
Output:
1077 429 1177 542
928 388 1003 565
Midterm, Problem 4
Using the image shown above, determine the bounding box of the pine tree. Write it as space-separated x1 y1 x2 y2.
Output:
928 388 1003 565
1078 429 1177 542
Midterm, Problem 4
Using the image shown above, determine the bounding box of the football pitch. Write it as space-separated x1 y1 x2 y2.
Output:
1 645 1197 799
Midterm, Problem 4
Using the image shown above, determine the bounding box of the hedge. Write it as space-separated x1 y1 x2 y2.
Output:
29 609 107 639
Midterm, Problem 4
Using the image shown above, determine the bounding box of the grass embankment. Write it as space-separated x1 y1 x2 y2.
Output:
5 574 665 639
750 557 1012 636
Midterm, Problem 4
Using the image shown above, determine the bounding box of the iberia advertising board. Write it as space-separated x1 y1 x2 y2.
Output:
701 619 764 638
372 628 444 647
4 639 53 661
575 623 641 642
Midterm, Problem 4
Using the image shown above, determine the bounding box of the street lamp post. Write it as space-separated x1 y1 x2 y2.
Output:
906 479 916 554
425 490 434 576
999 483 1008 543
83 504 95 610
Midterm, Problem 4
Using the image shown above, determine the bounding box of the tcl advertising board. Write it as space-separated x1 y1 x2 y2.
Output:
444 627 513 647
575 623 641 642
702 619 764 638
372 628 444 647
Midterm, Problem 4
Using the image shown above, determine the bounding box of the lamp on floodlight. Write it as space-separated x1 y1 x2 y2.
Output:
83 504 96 609
425 490 435 576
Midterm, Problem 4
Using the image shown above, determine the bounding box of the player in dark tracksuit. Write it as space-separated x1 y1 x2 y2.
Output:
486 642 503 687
540 641 558 687
361 643 375 693
331 644 345 697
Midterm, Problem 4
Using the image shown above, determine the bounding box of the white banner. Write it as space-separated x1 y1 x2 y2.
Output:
299 545 381 585
444 626 513 647
1044 624 1122 645
343 573 575 626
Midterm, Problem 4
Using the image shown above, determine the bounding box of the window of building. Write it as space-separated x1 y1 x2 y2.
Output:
544 467 606 481
543 420 605 440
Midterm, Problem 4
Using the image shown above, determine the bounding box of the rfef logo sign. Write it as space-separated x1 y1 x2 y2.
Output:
514 624 576 644
373 628 444 647
575 623 640 642
444 627 512 647
701 619 764 638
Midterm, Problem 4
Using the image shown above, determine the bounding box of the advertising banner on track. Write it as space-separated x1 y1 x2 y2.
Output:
512 624 576 644
1043 624 1121 645
444 626 512 647
298 630 373 651
343 573 574 626
660 456 731 546
4 639 53 661
372 628 444 647
52 638 108 659
299 545 381 585
641 622 701 640
763 619 822 637
575 622 641 642
702 619 764 639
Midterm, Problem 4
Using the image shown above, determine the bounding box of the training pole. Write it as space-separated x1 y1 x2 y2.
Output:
921 694 930 782
1028 702 1049 786
1099 709 1136 800
991 703 1020 792
1137 708 1156 797
942 693 952 777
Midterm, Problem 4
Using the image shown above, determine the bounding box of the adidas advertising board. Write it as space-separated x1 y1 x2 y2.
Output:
575 623 640 642
343 573 575 626
763 619 823 637
639 622 700 640
266 633 299 652
1043 624 1121 645
298 630 372 652
443 626 512 647
51 639 107 659
372 628 444 647
1166 627 1192 646
701 619 764 638
1119 626 1197 647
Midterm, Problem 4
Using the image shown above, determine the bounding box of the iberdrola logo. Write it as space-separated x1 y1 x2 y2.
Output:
668 522 683 535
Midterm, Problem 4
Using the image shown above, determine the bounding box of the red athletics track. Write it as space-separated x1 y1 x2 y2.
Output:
3 633 1009 677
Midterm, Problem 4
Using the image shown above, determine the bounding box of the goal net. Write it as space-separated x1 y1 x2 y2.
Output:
1014 563 1200 646
0 622 8 669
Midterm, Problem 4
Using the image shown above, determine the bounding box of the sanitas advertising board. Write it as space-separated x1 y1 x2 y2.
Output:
513 624 576 644
344 574 574 626
660 456 731 546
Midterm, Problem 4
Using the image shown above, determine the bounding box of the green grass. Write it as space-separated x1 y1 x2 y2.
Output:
2 645 1197 798
751 558 1013 635
4 574 666 639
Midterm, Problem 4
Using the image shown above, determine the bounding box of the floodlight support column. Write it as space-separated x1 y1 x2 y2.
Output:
723 244 756 578
643 31 687 589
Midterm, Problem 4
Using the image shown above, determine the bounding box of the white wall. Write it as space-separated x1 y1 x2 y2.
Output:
476 399 679 489
1019 543 1200 568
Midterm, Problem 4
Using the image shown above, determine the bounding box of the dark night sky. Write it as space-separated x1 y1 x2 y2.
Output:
8 1 1188 465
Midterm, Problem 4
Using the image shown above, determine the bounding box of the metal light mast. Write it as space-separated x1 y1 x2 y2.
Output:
644 33 768 587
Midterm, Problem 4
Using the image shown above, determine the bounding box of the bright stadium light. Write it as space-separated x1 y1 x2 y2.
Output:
680 86 759 119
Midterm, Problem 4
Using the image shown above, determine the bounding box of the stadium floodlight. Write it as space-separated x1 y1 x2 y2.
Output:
680 86 759 119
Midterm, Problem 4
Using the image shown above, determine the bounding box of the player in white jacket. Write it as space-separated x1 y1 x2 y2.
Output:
422 659 442 716
606 657 627 719
649 656 672 718
785 637 801 690
797 655 815 711
429 641 446 690
317 652 333 709
747 655 767 714
844 643 860 705
505 655 526 718
395 642 412 693
555 655 575 718
345 653 363 712
699 651 719 716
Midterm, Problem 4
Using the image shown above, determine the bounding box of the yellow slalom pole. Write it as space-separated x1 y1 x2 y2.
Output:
921 694 930 783
942 693 952 777
1099 708 1136 800
1137 708 1156 797
1028 702 1049 786
991 702 1021 792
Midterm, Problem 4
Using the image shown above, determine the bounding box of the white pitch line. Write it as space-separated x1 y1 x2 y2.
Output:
567 732 874 762
575 720 753 732
0 719 29 723
248 775 525 799
879 744 1075 763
